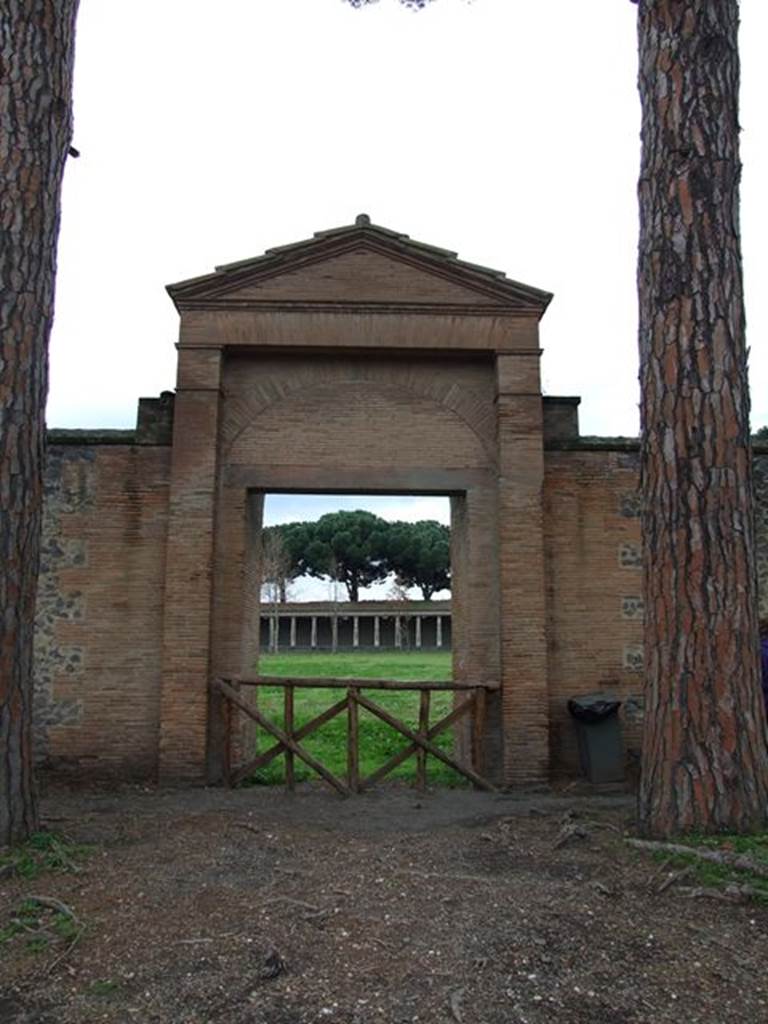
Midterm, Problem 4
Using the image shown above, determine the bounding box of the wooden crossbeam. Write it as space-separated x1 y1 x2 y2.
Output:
231 697 348 786
285 686 295 791
416 689 430 790
347 687 360 792
215 679 349 795
360 695 476 790
355 692 497 792
228 675 498 692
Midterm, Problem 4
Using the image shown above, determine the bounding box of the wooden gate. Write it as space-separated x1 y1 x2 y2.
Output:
212 676 498 794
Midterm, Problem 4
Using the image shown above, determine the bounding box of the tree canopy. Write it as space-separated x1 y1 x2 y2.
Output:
347 0 435 8
301 510 391 602
264 513 451 602
384 520 451 600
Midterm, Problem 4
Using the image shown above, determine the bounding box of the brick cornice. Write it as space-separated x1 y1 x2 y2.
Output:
173 299 543 317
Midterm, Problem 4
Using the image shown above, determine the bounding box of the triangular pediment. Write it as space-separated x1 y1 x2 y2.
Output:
167 217 552 315
210 248 508 306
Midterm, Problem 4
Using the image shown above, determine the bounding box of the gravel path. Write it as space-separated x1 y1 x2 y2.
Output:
1 784 765 1023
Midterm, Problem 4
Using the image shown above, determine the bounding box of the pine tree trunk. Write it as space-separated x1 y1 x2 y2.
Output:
637 0 768 836
0 0 79 845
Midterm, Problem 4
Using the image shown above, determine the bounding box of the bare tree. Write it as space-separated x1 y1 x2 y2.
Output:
261 530 292 653
327 557 343 654
636 0 768 836
1 1 80 845
387 578 412 650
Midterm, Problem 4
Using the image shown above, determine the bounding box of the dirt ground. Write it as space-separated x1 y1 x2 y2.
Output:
1 783 766 1024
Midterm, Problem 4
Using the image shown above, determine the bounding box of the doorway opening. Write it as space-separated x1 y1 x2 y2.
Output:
259 492 453 656
216 491 496 791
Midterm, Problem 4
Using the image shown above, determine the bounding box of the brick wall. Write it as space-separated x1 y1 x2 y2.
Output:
543 444 645 773
34 442 170 777
33 422 768 783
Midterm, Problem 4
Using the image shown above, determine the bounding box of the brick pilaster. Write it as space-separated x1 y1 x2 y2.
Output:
158 348 222 781
496 353 549 786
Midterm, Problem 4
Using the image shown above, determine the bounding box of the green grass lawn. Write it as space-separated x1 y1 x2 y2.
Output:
248 651 465 788
260 650 452 682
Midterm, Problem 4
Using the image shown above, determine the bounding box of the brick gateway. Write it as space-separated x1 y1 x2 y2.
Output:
37 216 768 786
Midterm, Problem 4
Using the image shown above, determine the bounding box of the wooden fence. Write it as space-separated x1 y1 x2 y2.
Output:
212 676 498 794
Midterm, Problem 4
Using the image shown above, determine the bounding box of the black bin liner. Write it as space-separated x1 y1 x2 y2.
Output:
567 695 621 724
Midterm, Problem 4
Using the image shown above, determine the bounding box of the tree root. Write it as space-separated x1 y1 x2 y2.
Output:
552 823 588 849
657 865 695 893
27 895 80 924
626 839 768 879
44 926 85 977
676 883 765 902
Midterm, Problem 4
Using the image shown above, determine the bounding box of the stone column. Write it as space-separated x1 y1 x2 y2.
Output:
289 616 297 648
353 616 359 648
331 615 339 651
415 616 422 648
436 615 443 648
496 351 548 786
374 616 380 647
159 347 222 781
394 615 401 649
310 616 317 649
268 616 276 652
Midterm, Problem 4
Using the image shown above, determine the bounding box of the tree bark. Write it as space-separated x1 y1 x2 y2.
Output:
637 0 768 836
0 0 79 844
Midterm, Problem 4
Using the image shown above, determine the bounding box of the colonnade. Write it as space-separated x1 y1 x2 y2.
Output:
262 611 450 651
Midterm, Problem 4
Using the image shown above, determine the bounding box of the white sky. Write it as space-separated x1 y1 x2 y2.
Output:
48 0 768 596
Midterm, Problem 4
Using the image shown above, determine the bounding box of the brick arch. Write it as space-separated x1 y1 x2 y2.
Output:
221 370 497 465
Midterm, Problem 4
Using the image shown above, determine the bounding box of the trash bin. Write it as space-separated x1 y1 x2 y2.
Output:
567 693 624 784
